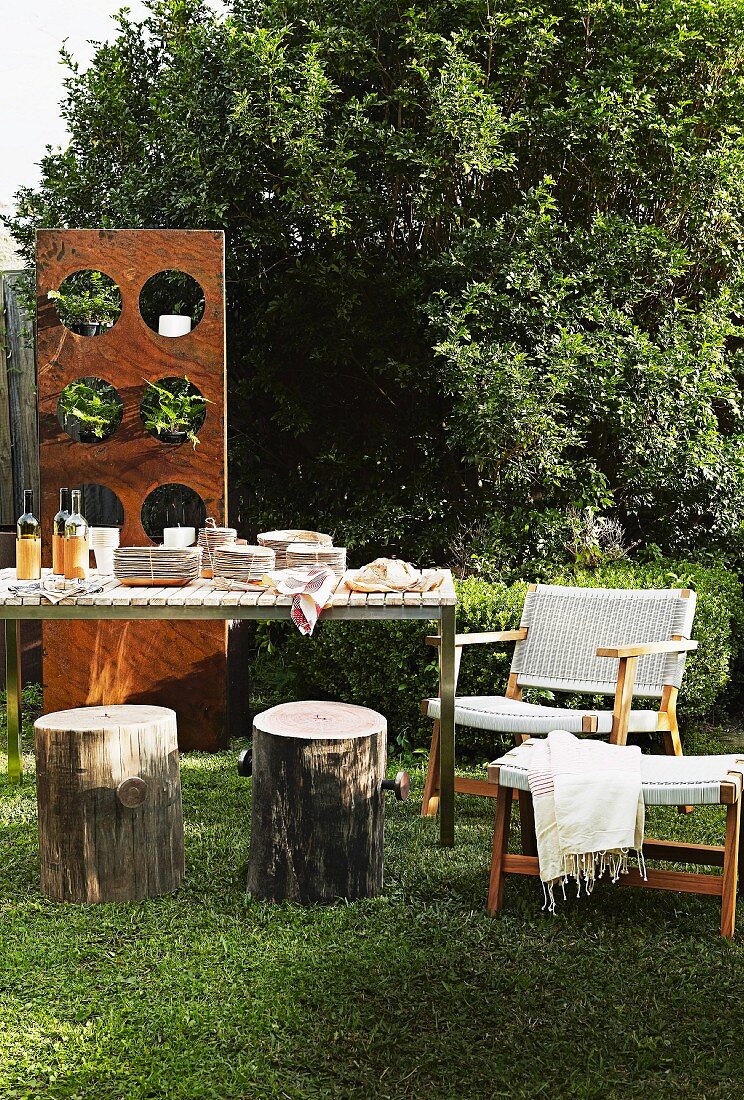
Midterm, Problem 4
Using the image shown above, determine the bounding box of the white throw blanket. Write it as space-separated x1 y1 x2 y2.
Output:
527 730 645 911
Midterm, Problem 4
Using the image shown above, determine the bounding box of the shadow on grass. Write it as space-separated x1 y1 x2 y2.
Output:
0 743 742 1098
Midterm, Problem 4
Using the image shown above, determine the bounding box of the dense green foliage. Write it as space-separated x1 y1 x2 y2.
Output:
254 560 744 753
57 377 124 441
140 377 208 446
9 0 744 564
48 270 121 329
2 702 744 1099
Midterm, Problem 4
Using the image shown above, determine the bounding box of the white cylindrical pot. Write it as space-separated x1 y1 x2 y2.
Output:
163 527 196 548
158 314 192 338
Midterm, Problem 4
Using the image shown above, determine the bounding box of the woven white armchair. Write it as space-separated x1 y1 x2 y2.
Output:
421 583 698 816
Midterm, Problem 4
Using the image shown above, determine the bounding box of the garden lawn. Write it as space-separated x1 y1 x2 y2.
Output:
1 697 743 1099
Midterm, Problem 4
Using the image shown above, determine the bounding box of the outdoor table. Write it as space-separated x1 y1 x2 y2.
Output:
0 568 458 846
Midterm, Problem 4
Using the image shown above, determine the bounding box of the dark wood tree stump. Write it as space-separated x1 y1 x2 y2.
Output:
247 701 392 903
35 704 184 903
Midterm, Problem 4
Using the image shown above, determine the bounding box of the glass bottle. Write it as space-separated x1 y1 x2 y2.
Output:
52 487 71 576
16 488 41 580
64 489 89 581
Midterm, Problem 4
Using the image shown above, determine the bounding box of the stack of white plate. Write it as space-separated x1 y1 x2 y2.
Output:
285 543 347 577
113 546 201 586
257 530 333 570
212 545 276 584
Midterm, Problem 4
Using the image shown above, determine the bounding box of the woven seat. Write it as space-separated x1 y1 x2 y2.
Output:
425 696 659 736
421 584 698 816
486 740 744 938
491 739 744 806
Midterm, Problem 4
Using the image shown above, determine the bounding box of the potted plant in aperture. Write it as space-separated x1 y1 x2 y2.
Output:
57 378 124 442
48 270 122 335
140 376 208 447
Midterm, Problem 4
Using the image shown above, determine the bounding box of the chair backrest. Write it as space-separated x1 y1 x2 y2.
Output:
510 585 696 699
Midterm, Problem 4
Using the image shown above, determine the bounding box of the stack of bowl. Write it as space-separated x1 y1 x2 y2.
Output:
285 543 347 578
256 530 333 570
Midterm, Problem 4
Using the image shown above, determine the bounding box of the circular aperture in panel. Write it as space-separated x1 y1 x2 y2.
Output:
140 377 207 446
73 484 125 528
139 270 205 336
49 270 122 335
57 377 124 443
141 484 207 543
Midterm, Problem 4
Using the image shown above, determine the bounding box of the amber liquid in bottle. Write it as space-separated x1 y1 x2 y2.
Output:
52 487 71 576
16 488 41 580
64 489 89 581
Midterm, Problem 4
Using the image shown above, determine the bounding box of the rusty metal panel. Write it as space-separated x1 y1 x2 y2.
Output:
36 229 228 749
41 619 228 752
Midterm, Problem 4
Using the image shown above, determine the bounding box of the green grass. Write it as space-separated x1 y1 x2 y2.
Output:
1 696 743 1098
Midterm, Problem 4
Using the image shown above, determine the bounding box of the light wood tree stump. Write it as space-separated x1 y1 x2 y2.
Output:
34 705 184 903
246 701 406 904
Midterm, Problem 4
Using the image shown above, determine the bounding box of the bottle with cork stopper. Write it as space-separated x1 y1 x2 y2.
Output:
16 488 41 580
52 487 71 576
64 489 89 581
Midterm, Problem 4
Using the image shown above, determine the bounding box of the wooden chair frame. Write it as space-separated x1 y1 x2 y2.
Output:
486 762 742 939
421 586 697 817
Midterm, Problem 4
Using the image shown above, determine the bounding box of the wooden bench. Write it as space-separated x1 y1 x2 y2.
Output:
487 740 744 938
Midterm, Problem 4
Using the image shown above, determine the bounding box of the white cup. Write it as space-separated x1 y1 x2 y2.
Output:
93 547 115 574
158 314 192 338
163 526 196 548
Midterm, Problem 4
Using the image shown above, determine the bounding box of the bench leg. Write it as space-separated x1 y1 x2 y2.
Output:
421 719 440 817
518 790 537 856
662 707 692 814
487 785 513 916
722 801 740 939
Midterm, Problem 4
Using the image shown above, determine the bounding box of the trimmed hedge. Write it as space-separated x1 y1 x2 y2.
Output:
251 561 744 755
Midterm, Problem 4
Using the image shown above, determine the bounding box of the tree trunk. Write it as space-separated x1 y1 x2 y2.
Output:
35 704 184 903
247 701 387 903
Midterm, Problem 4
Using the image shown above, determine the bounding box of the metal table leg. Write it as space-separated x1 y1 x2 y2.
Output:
438 603 456 846
5 620 22 781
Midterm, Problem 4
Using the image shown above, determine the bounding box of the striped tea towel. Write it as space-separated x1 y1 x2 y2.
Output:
262 566 337 636
527 730 645 911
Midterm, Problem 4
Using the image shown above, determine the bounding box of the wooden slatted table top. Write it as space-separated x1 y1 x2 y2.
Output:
0 568 457 614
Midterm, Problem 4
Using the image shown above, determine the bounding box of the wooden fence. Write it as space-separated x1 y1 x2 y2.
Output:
0 272 39 522
0 271 41 688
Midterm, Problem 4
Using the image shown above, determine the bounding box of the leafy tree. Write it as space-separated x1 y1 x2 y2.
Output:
10 0 744 568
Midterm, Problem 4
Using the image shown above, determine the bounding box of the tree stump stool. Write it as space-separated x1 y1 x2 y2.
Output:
34 705 184 903
245 701 408 904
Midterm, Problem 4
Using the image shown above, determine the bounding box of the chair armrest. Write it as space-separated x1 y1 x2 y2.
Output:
597 640 698 659
425 628 528 648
